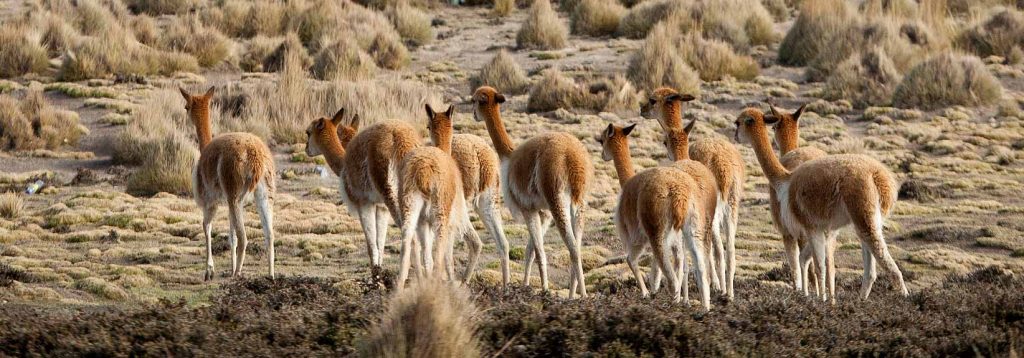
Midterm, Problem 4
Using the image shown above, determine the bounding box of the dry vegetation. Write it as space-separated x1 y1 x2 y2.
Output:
891 52 1004 109
0 86 87 151
358 280 480 357
517 0 568 49
112 88 198 196
472 49 531 95
570 0 626 37
627 21 701 94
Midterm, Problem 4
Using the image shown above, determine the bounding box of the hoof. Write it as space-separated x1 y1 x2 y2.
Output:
204 271 213 281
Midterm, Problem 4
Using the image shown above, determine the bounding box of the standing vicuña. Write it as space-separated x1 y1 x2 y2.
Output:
734 108 908 303
766 104 826 295
473 86 594 298
304 109 421 269
182 87 276 280
642 87 746 299
598 123 712 310
395 105 472 288
426 104 508 286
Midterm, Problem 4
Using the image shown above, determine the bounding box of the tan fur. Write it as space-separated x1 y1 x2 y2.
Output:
734 108 907 303
598 124 712 311
766 104 827 294
473 86 594 298
306 110 421 268
645 86 746 299
182 87 276 281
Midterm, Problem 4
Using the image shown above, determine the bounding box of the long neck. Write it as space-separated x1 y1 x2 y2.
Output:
434 130 453 155
611 144 635 188
749 124 790 184
480 105 515 158
320 132 347 175
670 138 689 161
661 102 682 129
190 104 213 149
775 122 799 155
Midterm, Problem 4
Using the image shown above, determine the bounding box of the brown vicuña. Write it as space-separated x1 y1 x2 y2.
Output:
181 87 276 281
305 109 421 269
598 123 712 310
734 108 908 303
473 86 593 298
393 105 472 289
766 104 827 295
426 104 510 287
642 87 746 299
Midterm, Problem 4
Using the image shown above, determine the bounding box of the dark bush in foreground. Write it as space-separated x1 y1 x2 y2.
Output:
1 270 1022 356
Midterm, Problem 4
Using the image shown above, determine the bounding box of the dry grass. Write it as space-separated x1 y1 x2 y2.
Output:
0 24 51 78
471 49 530 95
517 0 569 50
958 7 1024 59
358 279 480 357
368 31 411 70
123 0 193 15
113 89 198 196
626 21 701 94
0 87 87 151
159 18 233 68
527 68 586 112
0 193 24 219
823 46 903 108
570 0 627 37
239 35 284 72
493 0 515 17
617 0 688 39
240 1 288 38
386 1 433 47
692 0 778 51
262 33 312 73
679 33 760 81
778 0 857 66
312 39 378 81
891 52 1003 110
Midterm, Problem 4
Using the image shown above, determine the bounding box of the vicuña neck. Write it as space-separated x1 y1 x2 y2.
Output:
661 102 682 130
435 131 452 155
320 131 347 176
611 144 635 188
190 104 213 150
749 124 790 184
480 105 515 158
670 139 689 161
776 123 799 155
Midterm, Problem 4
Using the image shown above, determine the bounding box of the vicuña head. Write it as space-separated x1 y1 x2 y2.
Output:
640 87 695 130
425 104 455 153
471 86 506 123
663 118 697 162
595 122 636 162
766 103 807 154
179 86 216 148
305 108 360 158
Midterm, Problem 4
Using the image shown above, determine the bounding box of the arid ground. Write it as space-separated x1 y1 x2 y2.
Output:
0 0 1023 355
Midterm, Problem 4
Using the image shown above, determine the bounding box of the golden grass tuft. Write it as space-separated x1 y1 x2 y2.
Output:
627 21 701 94
778 0 857 66
958 7 1024 59
123 0 193 15
527 68 586 112
75 277 131 301
113 89 198 196
263 33 313 73
570 0 627 37
386 1 434 47
0 192 24 219
517 0 569 50
693 0 778 50
159 18 233 68
312 39 378 81
0 86 88 151
823 46 902 108
679 33 760 81
241 1 288 38
891 52 1003 110
240 35 285 72
471 49 530 95
493 0 515 17
369 31 411 70
0 24 51 78
616 0 689 39
358 279 480 357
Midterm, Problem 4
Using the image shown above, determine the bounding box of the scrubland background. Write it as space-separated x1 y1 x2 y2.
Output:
0 0 1022 355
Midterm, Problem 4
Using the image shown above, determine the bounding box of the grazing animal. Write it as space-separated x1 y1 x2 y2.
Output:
182 87 276 280
733 108 908 303
394 106 471 288
426 104 509 287
473 86 594 298
305 109 421 269
642 87 746 299
766 104 827 294
598 123 712 310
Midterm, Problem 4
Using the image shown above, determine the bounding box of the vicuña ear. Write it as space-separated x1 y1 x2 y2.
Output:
666 93 696 102
763 115 780 125
349 114 361 130
445 105 455 118
203 86 216 99
793 104 806 121
679 94 696 102
315 118 326 131
605 123 615 138
684 118 697 134
179 87 191 101
425 104 436 120
769 104 781 118
494 93 506 104
331 108 346 126
622 123 637 136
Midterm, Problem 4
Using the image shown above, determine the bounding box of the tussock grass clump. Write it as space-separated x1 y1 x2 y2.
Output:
0 88 87 151
693 0 778 50
589 74 642 114
892 52 1003 110
113 89 198 195
386 1 433 47
824 47 902 108
0 25 51 78
358 280 480 357
778 0 857 66
262 33 312 73
958 8 1024 59
493 0 515 17
123 0 193 15
570 0 627 37
527 68 586 112
627 22 701 94
0 97 34 150
130 15 159 46
159 19 233 68
312 40 378 81
368 32 411 70
60 38 200 81
241 1 288 38
679 34 760 81
75 277 130 301
762 0 790 21
0 193 24 219
240 36 284 72
617 0 689 39
517 0 569 50
471 49 530 95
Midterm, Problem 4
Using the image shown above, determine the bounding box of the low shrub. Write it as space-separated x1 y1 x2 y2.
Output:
517 0 569 50
386 1 433 47
778 0 857 66
891 52 1003 110
113 89 198 196
823 46 902 108
358 280 480 357
471 49 530 95
570 0 627 37
679 33 760 81
312 39 378 81
958 8 1024 59
0 24 51 78
626 21 701 94
0 87 88 151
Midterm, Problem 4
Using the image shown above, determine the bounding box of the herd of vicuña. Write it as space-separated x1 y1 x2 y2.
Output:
181 83 908 311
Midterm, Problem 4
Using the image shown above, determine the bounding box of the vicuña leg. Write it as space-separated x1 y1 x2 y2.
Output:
397 196 425 289
478 192 510 287
229 200 248 277
523 212 550 291
201 203 218 281
356 205 380 267
254 183 275 278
